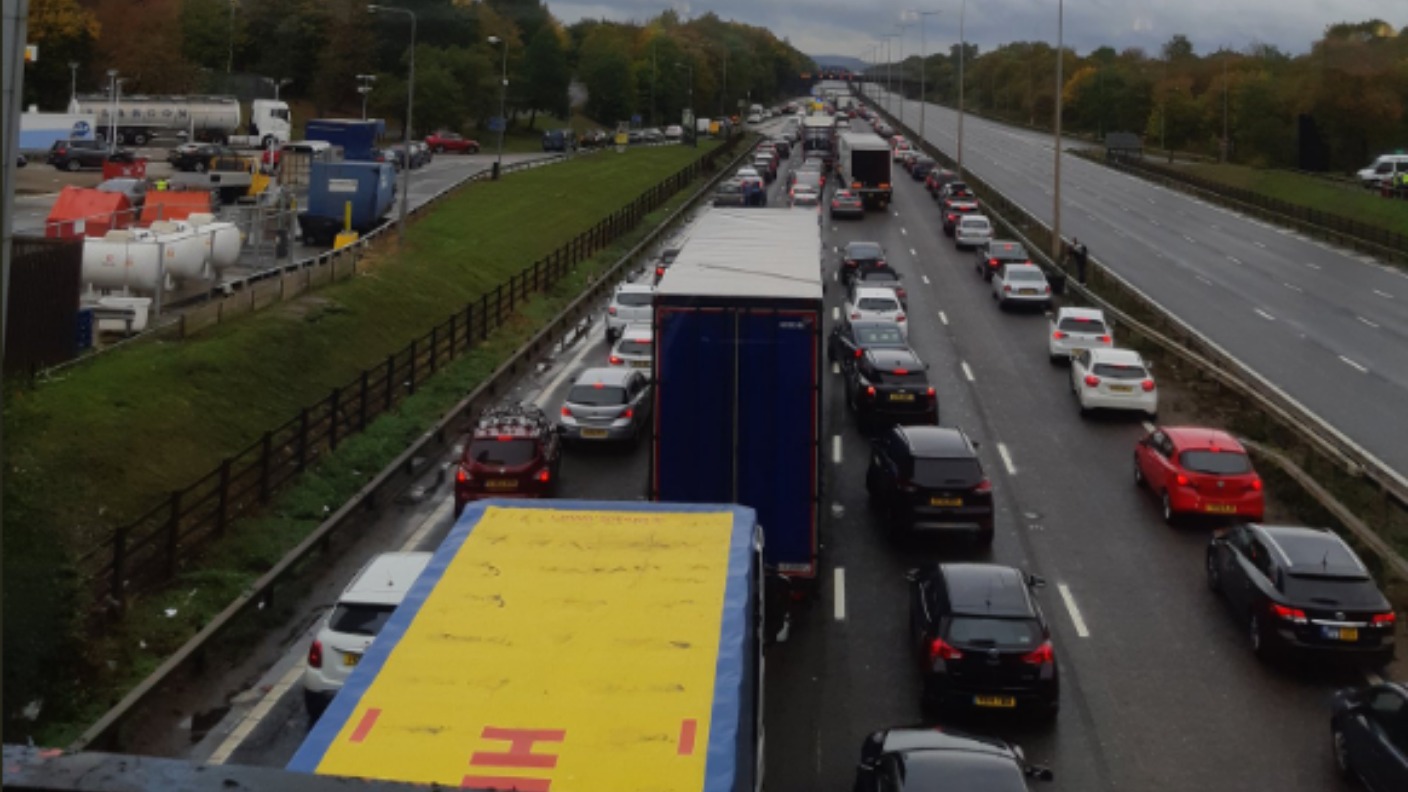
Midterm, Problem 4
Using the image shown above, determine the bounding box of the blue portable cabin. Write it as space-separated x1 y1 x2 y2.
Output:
303 118 386 162
297 160 397 246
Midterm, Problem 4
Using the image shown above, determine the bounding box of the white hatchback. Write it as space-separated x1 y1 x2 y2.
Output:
610 323 655 377
303 551 432 717
1048 307 1113 362
606 283 653 342
845 286 908 338
1070 347 1157 418
954 215 994 249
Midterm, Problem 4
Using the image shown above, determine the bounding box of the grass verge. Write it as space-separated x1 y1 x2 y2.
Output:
2 141 720 742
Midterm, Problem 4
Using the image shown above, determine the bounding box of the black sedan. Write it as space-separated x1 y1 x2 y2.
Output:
853 726 1051 792
846 348 936 429
976 240 1032 281
868 426 995 544
1332 682 1408 791
168 143 238 172
827 318 908 372
840 240 887 285
908 562 1059 716
47 139 111 171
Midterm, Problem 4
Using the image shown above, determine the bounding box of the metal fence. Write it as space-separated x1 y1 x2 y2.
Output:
78 136 741 616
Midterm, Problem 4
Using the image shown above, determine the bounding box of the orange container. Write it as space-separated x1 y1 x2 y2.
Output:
102 157 148 180
45 187 135 239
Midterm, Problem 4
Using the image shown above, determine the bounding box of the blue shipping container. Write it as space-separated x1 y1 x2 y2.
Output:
298 161 397 246
303 119 385 162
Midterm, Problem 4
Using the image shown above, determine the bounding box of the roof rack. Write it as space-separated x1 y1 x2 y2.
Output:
475 403 551 434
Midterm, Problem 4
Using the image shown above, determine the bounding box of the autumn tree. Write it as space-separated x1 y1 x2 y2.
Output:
23 0 101 109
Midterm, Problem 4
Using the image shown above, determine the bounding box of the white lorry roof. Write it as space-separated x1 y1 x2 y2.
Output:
656 209 822 301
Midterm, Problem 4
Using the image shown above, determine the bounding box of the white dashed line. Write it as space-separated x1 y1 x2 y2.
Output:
1113 228 1127 237
1305 262 1321 270
1141 421 1157 434
1183 235 1197 243
1254 241 1266 248
1211 223 1220 230
1284 282 1302 293
938 311 949 325
832 362 841 375
1339 355 1368 374
832 306 840 321
1374 289 1394 299
209 663 305 764
921 275 930 284
961 361 975 382
1196 275 1213 286
834 567 847 621
1357 316 1380 329
1058 584 1092 638
1254 309 1275 321
1227 255 1241 265
909 248 918 257
997 442 1017 475
1150 218 1161 227
832 435 843 465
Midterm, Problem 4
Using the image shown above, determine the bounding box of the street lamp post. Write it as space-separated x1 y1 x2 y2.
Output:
957 0 967 174
368 3 416 242
105 68 118 152
676 62 696 147
356 73 376 120
912 10 939 139
68 61 78 107
488 35 508 179
262 76 292 101
895 22 910 124
1221 49 1230 163
1051 0 1064 264
879 33 898 111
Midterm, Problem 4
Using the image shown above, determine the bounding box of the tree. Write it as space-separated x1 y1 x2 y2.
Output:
579 27 635 124
311 1 378 114
180 0 242 73
23 0 101 109
91 0 195 93
522 24 570 126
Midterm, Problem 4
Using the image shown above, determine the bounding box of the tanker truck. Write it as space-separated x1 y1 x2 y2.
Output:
69 94 291 148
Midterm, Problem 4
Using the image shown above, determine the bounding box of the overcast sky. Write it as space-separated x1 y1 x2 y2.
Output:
549 1 1408 61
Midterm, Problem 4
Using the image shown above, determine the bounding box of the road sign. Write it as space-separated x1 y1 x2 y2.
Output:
25 45 38 63
630 114 642 126
72 120 91 139
488 116 506 133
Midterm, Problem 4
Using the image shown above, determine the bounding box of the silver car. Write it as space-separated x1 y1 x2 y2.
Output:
606 284 652 342
558 367 652 443
609 323 654 377
991 263 1052 309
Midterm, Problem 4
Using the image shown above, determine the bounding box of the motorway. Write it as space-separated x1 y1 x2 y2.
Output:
170 114 1393 791
860 83 1408 486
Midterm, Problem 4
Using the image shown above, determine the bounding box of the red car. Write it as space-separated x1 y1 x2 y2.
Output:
453 404 560 515
1134 426 1264 524
424 131 480 154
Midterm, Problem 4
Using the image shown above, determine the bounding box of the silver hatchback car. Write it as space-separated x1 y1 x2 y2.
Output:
609 323 655 377
606 283 653 342
558 367 652 443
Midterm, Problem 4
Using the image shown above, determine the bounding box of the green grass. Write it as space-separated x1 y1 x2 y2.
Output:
1 141 720 742
1168 162 1408 239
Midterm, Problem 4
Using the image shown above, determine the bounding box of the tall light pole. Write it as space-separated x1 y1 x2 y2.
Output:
957 0 967 174
1051 0 1064 264
895 22 911 123
261 76 292 101
1221 49 1230 163
105 68 118 152
369 3 416 242
488 35 508 178
879 33 898 111
911 10 939 139
676 62 695 147
68 61 78 106
226 0 237 74
719 46 729 118
356 73 376 120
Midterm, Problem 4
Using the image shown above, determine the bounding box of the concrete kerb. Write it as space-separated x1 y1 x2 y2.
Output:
65 137 751 755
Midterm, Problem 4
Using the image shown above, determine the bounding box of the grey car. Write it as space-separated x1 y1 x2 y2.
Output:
558 367 652 443
713 178 749 207
609 323 654 377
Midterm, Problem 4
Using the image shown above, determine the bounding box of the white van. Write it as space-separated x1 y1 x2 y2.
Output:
1356 153 1408 187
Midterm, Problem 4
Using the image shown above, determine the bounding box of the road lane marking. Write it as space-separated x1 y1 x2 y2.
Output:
533 325 604 408
1374 289 1394 299
208 662 305 764
1149 218 1161 227
1058 584 1092 638
404 498 453 551
1113 228 1127 237
909 248 918 257
1196 275 1213 286
1227 255 1241 265
921 274 931 285
1254 241 1267 248
1305 262 1321 270
1142 421 1157 434
938 311 949 325
1338 355 1368 374
1183 234 1197 243
834 567 847 621
997 442 1016 475
832 435 843 465
901 227 908 236
832 306 840 321
1357 316 1380 329
1284 282 1302 293
832 362 841 375
961 361 975 382
1254 309 1275 321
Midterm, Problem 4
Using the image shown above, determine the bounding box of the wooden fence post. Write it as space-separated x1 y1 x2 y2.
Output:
430 326 439 374
508 275 517 313
407 341 418 396
463 304 474 350
360 370 370 429
479 293 490 338
259 431 273 503
385 354 396 411
329 387 342 449
495 284 504 324
109 522 129 616
448 313 458 359
297 408 310 472
215 459 231 535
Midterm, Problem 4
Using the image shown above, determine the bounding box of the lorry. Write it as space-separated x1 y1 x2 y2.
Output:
653 209 824 590
289 499 764 792
836 131 893 209
297 160 397 246
801 114 837 170
304 119 387 162
69 94 290 148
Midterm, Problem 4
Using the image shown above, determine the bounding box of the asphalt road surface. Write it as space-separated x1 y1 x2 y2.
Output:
859 83 1408 486
180 117 1386 792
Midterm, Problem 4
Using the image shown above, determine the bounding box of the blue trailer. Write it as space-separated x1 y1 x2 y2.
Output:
303 118 386 162
652 209 824 587
297 160 397 246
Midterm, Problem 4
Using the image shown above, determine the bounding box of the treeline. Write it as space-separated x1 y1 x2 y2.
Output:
24 0 815 133
882 19 1408 171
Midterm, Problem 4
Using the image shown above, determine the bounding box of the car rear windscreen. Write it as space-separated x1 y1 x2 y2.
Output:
1278 574 1378 603
861 271 900 283
567 385 628 406
1005 269 1045 282
615 292 652 307
858 297 899 311
328 603 398 637
1058 317 1107 333
913 457 983 487
617 339 653 356
945 617 1041 649
857 327 905 345
468 438 538 466
1179 450 1252 475
1092 363 1147 380
875 370 928 385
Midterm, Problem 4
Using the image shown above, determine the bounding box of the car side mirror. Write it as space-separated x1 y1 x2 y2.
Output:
1026 574 1047 588
1025 765 1055 782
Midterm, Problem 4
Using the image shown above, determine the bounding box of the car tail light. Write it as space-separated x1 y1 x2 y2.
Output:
851 181 861 189
1083 375 1100 388
989 258 999 267
896 313 906 323
947 214 957 222
560 406 571 417
1021 641 1055 665
879 182 890 189
926 387 936 399
1251 477 1262 491
608 306 617 316
850 312 861 319
455 465 470 483
656 266 664 278
1053 331 1067 340
897 288 907 300
853 348 863 359
974 478 993 494
609 354 623 365
622 407 634 419
1003 285 1012 293
844 259 857 268
1269 602 1307 624
1175 473 1189 486
535 468 551 483
1098 335 1111 343
1371 611 1396 625
1045 285 1052 294
865 386 876 398
1141 379 1156 392
928 637 964 662
308 639 323 669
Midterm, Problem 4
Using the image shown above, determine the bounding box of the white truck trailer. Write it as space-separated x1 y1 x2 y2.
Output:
69 94 291 148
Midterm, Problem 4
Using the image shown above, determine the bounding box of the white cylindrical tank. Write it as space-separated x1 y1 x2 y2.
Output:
149 220 213 282
83 230 165 293
186 213 243 271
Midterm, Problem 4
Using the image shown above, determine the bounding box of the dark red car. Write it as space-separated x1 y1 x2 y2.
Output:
453 404 561 514
425 131 480 154
1135 426 1265 524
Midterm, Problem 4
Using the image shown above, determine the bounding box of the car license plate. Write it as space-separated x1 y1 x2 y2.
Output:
485 479 516 490
889 392 915 402
1205 503 1237 514
581 428 608 439
930 497 962 507
974 695 1017 708
632 361 650 369
1110 385 1133 393
1321 626 1358 642
343 652 361 667
1019 288 1037 295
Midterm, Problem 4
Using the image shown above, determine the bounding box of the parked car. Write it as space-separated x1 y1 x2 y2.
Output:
1208 523 1396 665
769 137 791 158
867 426 993 544
1070 347 1158 418
453 404 561 514
790 185 822 209
855 266 907 307
641 127 665 143
847 349 935 429
557 367 652 444
925 168 958 196
941 200 981 236
853 726 1052 792
1135 426 1265 523
609 323 655 376
845 286 907 335
827 318 909 373
1331 682 1408 791
95 178 148 211
168 142 238 172
991 263 1052 310
1048 306 1113 362
976 240 1032 281
48 139 111 171
17 152 26 167
908 562 1059 715
652 247 681 284
605 283 653 342
910 156 937 179
540 128 576 152
663 124 684 140
302 552 432 717
425 131 479 154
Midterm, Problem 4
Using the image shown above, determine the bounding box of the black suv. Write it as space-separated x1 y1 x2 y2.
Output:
168 143 239 172
1331 682 1408 791
453 404 562 515
47 139 111 171
847 349 936 429
908 563 1059 717
867 426 994 542
853 726 1052 792
840 240 888 286
1207 523 1396 665
977 241 1031 281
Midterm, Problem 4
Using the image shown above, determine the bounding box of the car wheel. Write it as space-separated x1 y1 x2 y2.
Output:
65 159 81 172
1205 551 1221 594
1161 491 1176 525
133 132 149 146
303 688 329 721
1331 726 1353 778
1049 353 1062 366
195 161 208 173
1133 455 1144 487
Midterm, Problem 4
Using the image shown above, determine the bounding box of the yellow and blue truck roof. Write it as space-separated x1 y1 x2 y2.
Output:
288 499 762 792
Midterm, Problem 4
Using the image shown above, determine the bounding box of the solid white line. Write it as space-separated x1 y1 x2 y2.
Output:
1141 421 1157 434
1113 228 1127 237
832 362 841 375
938 310 949 325
997 442 1016 475
403 498 453 551
1339 355 1368 374
1374 289 1394 299
208 662 305 764
533 326 603 408
1254 309 1275 321
834 567 847 621
832 306 840 321
1357 316 1380 329
833 270 839 282
832 435 843 465
921 274 931 285
1196 275 1213 286
1227 255 1241 265
961 361 975 382
1284 282 1302 293
1305 262 1321 270
1057 584 1092 638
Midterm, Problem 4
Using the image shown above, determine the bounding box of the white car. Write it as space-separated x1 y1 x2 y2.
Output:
609 323 655 377
991 263 1052 310
736 166 764 191
606 283 653 342
845 286 908 337
1070 347 1158 418
1048 306 1113 362
892 140 913 162
664 125 684 140
791 185 821 207
303 551 432 717
747 113 763 124
954 214 993 249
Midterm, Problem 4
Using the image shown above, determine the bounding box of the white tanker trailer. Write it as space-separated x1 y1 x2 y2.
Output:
69 94 290 148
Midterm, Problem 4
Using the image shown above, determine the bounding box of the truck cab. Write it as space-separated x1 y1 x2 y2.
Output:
227 99 292 149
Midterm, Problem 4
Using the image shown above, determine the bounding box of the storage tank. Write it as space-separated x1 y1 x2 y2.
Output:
71 94 241 145
186 213 243 271
82 229 166 293
149 221 214 282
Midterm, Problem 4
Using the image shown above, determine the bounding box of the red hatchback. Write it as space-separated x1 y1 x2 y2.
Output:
1134 426 1264 524
453 404 561 515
